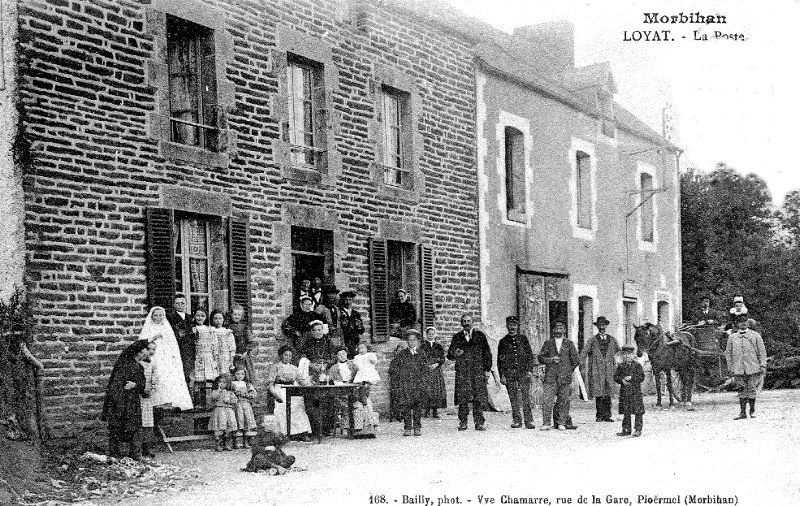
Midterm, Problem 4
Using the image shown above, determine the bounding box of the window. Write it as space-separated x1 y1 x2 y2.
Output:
657 301 670 327
577 296 594 352
290 226 334 304
598 90 615 138
146 208 251 323
167 16 218 152
287 55 326 170
623 300 637 345
369 239 434 342
640 172 654 242
174 216 212 313
504 127 525 219
576 151 592 229
381 87 411 187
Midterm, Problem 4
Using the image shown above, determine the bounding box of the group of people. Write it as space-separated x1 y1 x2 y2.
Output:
102 286 768 460
691 295 767 420
102 297 257 459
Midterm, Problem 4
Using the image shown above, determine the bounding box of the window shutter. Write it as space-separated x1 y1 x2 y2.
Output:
146 207 176 309
419 244 435 329
369 238 389 343
228 216 252 327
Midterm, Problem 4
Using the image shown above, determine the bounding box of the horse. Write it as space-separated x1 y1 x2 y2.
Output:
633 323 697 410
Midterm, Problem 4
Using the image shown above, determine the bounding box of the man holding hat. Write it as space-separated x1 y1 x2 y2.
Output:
580 316 620 422
315 284 343 348
339 290 365 358
497 316 536 429
725 313 766 420
389 288 417 337
537 320 580 430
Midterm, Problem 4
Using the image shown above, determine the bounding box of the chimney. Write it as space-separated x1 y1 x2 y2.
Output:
511 20 575 75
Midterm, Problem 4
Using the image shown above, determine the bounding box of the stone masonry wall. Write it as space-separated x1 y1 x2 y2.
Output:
17 0 480 438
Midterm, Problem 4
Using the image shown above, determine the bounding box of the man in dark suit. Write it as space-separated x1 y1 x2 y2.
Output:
694 296 721 327
339 290 365 358
447 314 492 431
538 320 580 431
166 294 195 386
498 316 535 429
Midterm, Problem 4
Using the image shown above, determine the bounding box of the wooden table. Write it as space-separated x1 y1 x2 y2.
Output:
284 384 360 442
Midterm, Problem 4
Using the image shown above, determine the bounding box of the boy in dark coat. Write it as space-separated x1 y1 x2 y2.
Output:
393 330 429 436
497 316 535 429
614 345 645 437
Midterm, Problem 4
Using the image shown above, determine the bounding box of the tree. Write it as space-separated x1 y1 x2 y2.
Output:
681 164 800 352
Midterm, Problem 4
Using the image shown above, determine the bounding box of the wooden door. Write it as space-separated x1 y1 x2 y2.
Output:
517 271 569 405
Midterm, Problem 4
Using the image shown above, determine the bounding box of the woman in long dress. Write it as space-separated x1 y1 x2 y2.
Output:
138 307 193 410
267 345 312 439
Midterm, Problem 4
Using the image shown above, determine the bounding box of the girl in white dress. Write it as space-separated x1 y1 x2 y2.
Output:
138 307 193 410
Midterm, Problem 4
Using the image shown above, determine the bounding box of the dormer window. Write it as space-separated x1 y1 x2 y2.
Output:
598 90 616 138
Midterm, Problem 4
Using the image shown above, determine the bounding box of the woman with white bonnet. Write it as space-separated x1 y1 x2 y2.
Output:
138 306 193 410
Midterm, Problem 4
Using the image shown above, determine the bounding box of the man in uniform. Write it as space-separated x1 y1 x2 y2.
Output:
538 320 580 431
580 316 620 422
497 316 535 429
447 314 492 431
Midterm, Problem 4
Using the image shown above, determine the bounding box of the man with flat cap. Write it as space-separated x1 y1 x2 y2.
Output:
389 288 417 337
447 313 492 431
538 320 580 430
339 290 365 358
497 316 536 429
580 316 620 422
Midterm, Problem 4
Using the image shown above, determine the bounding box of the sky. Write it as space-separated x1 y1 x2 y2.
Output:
441 0 800 205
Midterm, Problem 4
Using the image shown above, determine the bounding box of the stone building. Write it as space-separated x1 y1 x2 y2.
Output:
3 0 501 439
0 0 679 440
475 21 681 368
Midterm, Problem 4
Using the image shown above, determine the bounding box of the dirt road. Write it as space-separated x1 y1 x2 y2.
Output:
111 389 800 506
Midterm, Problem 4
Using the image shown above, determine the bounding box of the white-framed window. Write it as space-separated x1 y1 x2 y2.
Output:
570 138 597 240
496 111 532 227
504 126 526 220
287 56 326 169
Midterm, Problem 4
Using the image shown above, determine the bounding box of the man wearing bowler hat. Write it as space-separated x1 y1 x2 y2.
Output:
580 316 620 422
497 316 536 429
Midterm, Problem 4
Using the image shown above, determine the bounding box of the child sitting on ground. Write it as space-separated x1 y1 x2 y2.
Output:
208 373 238 451
244 415 296 473
614 345 645 438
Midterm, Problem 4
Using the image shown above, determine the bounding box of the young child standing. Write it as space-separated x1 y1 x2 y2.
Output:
208 373 239 451
392 330 428 437
193 309 217 406
210 310 236 376
353 342 379 403
230 304 256 382
614 345 645 437
232 366 258 449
